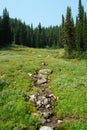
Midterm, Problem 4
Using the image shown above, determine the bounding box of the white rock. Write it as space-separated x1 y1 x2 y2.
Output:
39 126 53 130
37 100 42 107
46 104 50 109
37 78 47 85
46 119 51 123
39 69 53 74
57 120 63 124
43 98 48 105
29 95 36 102
42 96 46 99
28 73 33 77
49 94 54 97
49 94 56 100
42 112 49 118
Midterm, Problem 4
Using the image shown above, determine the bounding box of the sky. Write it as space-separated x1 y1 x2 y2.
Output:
0 0 87 27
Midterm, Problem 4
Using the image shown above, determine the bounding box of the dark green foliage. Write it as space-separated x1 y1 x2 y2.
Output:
83 13 87 51
62 7 75 56
0 8 63 48
0 17 2 45
62 0 87 57
0 8 12 47
61 15 65 46
75 0 87 52
76 0 84 51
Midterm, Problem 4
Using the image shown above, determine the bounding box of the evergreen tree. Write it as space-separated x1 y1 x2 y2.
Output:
1 8 12 46
61 15 66 47
83 12 87 51
26 25 32 47
20 22 27 45
64 7 75 55
38 22 42 48
77 0 85 51
14 20 27 45
75 16 80 51
29 23 34 47
0 17 2 46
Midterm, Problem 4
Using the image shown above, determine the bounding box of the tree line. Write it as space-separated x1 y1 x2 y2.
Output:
0 0 87 57
0 8 62 48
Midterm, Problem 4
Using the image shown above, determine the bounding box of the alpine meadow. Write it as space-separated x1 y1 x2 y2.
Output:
0 0 87 130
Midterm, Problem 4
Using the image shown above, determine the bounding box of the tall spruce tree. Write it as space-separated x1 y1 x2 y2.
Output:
62 14 66 47
77 0 84 51
0 17 2 46
75 16 80 51
83 12 87 51
1 8 12 46
64 7 75 56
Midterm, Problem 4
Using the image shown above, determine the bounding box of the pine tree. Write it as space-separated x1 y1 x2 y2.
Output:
77 0 84 51
30 23 34 47
62 15 66 47
38 22 42 48
83 12 87 51
75 16 80 51
64 7 75 56
1 8 12 46
0 17 2 46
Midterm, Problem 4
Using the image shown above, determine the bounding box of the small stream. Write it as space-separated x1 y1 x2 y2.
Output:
27 65 64 130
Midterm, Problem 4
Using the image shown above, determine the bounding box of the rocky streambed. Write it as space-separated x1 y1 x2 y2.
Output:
27 65 63 130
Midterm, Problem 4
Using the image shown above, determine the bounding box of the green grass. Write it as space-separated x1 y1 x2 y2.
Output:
0 45 87 130
49 59 87 130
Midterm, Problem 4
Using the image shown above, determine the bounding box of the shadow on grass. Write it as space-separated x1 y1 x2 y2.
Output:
56 126 68 130
0 81 7 91
0 44 18 50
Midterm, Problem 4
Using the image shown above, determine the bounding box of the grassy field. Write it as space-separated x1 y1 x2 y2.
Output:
0 45 87 130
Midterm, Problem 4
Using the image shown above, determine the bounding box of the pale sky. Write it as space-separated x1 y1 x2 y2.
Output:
0 0 87 27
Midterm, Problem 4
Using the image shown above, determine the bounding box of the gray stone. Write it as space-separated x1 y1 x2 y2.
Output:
40 83 47 87
42 112 50 118
49 110 54 116
38 74 48 79
37 100 42 107
41 118 46 124
39 69 53 75
37 95 43 100
43 98 48 105
36 74 48 85
49 94 56 101
39 126 53 130
37 78 47 85
46 104 51 109
46 119 51 123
